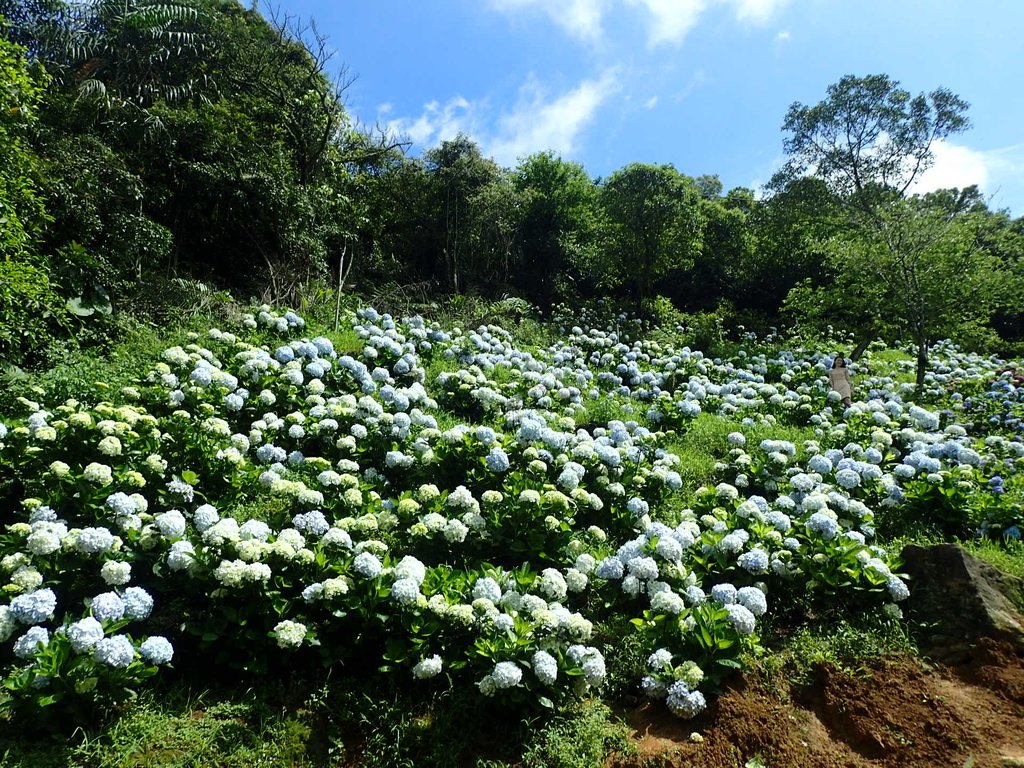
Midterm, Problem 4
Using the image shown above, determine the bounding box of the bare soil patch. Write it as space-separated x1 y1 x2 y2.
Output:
610 639 1024 768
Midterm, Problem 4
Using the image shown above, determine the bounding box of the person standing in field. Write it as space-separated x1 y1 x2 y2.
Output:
829 354 853 408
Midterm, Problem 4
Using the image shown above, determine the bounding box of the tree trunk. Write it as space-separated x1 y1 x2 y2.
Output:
850 334 873 361
915 337 929 390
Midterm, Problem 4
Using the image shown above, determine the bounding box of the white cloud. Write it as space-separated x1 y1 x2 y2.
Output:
385 96 482 147
491 0 789 49
912 140 1024 214
382 72 619 166
377 102 393 116
643 95 659 109
487 71 620 165
729 0 790 24
774 29 791 42
625 0 708 47
489 0 608 43
912 139 991 194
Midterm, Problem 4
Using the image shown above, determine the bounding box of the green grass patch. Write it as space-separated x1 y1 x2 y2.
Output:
758 609 918 689
962 537 1024 580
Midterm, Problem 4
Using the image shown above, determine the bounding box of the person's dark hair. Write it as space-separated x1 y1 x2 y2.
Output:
832 355 846 369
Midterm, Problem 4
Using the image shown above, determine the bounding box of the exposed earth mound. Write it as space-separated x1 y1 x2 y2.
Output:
613 639 1024 768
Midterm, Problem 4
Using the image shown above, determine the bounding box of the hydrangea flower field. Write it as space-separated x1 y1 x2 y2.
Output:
2 304 1022 723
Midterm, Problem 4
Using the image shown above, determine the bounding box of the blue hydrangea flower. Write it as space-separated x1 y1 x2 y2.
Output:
737 586 768 617
835 468 862 489
485 448 510 473
14 626 49 658
77 527 115 554
67 617 105 653
472 577 502 602
123 587 154 620
711 583 737 605
737 549 770 574
352 552 383 579
140 636 174 665
594 556 624 580
491 660 523 689
292 510 330 537
666 682 706 718
725 603 757 635
10 588 57 625
412 655 443 679
807 512 840 540
91 592 126 622
886 575 910 602
532 650 558 685
390 578 421 606
93 635 136 667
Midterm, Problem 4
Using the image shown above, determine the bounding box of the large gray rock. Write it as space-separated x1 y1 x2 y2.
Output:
900 543 1024 662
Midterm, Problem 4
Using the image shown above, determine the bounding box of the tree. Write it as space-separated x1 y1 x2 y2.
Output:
776 74 970 208
814 196 1012 387
1 0 211 135
601 163 704 305
514 152 602 308
424 135 503 293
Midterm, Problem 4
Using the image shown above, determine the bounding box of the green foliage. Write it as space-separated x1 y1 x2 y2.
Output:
0 259 71 365
776 73 970 201
600 163 705 304
0 31 48 260
761 609 917 687
962 538 1024 582
521 699 633 768
0 686 321 767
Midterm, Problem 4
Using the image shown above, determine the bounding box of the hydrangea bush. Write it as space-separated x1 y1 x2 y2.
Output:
0 303 1019 721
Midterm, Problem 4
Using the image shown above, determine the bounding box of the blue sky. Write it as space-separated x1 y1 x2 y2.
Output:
285 0 1024 215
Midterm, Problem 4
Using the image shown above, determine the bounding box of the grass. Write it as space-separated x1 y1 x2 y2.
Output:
665 413 820 503
962 537 1024 579
758 608 919 689
0 685 321 768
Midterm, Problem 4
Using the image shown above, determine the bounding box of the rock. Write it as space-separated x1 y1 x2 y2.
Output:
900 544 1024 663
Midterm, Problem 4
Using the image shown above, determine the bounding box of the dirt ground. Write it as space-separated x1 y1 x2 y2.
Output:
610 639 1024 768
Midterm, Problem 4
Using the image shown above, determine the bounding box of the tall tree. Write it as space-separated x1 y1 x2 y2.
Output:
514 152 602 308
802 195 1012 387
424 135 503 293
601 163 704 305
775 74 970 209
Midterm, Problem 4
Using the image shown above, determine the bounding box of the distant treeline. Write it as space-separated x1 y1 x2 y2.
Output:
1 1 1023 369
